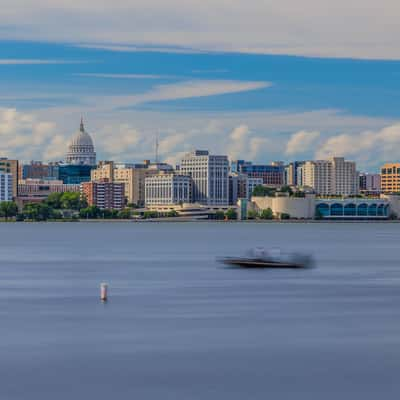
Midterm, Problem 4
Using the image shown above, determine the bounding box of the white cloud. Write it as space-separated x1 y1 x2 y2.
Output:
1 1 400 59
315 123 400 169
285 130 320 155
75 73 170 79
227 125 250 160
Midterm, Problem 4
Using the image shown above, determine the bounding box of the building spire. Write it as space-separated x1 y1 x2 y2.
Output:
80 117 84 132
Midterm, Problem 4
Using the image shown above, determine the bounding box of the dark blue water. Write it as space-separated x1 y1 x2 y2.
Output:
1 222 400 399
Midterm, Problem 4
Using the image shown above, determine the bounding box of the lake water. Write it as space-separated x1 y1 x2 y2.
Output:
1 222 400 399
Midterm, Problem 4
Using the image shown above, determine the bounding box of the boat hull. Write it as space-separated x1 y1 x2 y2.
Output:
220 258 307 269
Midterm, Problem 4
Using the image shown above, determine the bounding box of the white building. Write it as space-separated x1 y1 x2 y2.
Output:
180 150 229 206
301 157 358 196
359 173 381 194
0 172 13 202
65 119 96 166
145 174 191 206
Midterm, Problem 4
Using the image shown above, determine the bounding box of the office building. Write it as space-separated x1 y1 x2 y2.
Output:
18 179 80 199
145 173 191 206
247 177 264 198
359 173 381 195
381 163 400 194
0 158 18 197
229 173 248 205
91 161 172 206
232 160 285 187
58 164 93 184
0 172 13 202
81 179 125 210
285 161 305 186
180 150 229 206
65 119 96 166
22 161 59 180
302 157 358 196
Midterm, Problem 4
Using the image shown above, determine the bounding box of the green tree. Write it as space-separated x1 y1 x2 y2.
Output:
167 209 178 217
252 185 276 197
280 185 293 196
0 201 18 221
79 205 101 219
215 211 225 220
143 210 159 219
118 208 132 219
225 208 237 220
247 209 258 220
45 192 63 209
260 208 273 220
280 213 290 220
23 203 52 221
60 192 83 210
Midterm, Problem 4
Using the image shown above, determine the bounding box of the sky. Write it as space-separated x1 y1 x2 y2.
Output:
1 1 400 171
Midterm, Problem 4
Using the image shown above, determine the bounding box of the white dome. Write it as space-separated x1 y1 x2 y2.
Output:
69 129 94 147
65 119 96 166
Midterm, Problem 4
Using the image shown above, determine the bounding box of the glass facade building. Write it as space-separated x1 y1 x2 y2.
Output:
58 164 94 185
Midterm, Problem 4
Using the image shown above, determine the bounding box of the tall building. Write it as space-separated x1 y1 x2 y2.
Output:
22 161 59 180
229 173 248 205
359 173 381 195
65 119 96 166
0 172 13 202
232 160 285 187
145 173 191 206
81 179 125 210
381 163 400 193
302 157 358 196
285 161 305 186
0 158 18 198
91 161 171 206
58 164 93 184
180 150 229 206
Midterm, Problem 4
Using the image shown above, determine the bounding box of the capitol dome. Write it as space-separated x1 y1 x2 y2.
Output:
65 119 96 166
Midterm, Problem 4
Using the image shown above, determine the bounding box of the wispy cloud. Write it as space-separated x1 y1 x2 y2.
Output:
75 73 171 79
0 59 87 65
286 130 320 155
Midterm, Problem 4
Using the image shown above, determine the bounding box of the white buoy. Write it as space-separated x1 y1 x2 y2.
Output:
100 282 108 301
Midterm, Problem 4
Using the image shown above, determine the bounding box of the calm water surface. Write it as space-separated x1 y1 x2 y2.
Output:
1 222 400 399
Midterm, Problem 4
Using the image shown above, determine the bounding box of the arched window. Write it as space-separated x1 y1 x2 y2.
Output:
357 203 368 216
344 203 356 216
377 204 385 216
316 203 329 217
368 204 377 216
331 203 343 216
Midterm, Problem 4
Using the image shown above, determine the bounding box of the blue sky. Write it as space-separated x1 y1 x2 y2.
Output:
1 1 400 171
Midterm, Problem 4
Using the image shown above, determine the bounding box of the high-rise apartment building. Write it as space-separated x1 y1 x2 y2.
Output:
0 158 18 198
381 163 400 193
145 174 191 206
0 172 13 202
81 179 125 210
359 173 381 195
180 150 229 206
302 157 358 196
285 161 305 186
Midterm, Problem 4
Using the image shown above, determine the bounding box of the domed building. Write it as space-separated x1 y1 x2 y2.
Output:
65 119 96 166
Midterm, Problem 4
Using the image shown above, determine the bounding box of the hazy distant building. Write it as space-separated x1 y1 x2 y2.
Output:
359 173 381 195
18 179 80 201
381 163 400 194
180 150 229 206
302 157 358 196
65 119 96 166
81 179 125 210
145 173 191 206
0 158 18 198
229 173 248 205
22 161 59 180
0 172 13 202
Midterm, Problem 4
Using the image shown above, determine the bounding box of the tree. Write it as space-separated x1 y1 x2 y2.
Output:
118 208 132 219
167 209 178 217
143 210 159 219
60 192 84 210
259 208 273 220
247 209 258 220
215 211 225 220
79 205 101 219
225 208 237 220
45 192 63 209
0 201 18 221
280 185 293 196
280 213 290 220
252 185 276 197
23 203 52 221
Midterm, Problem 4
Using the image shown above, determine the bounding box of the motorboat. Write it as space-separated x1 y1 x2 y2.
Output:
218 247 314 269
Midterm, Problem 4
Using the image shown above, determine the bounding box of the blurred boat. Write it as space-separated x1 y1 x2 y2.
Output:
218 247 314 269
